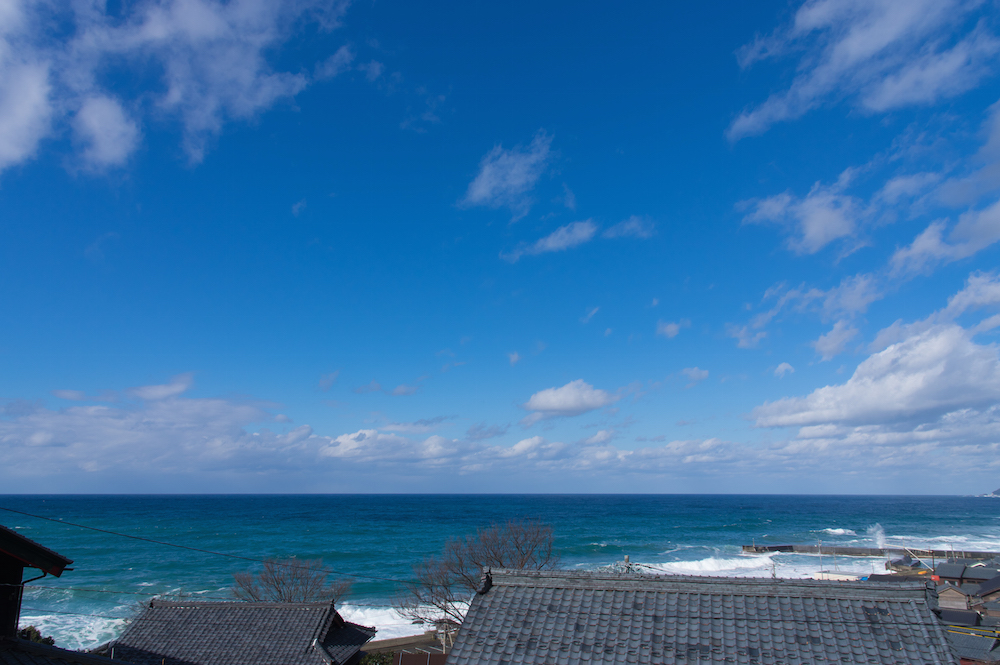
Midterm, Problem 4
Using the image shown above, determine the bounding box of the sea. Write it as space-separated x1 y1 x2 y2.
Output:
3 494 999 651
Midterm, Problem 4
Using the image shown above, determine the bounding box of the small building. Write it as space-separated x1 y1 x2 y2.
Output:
1 523 137 665
448 569 958 665
110 600 375 665
942 585 981 611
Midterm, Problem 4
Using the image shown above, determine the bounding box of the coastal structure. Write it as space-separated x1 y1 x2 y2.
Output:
447 568 957 665
109 600 375 665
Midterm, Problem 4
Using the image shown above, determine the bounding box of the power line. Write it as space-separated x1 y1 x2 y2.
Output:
0 506 410 585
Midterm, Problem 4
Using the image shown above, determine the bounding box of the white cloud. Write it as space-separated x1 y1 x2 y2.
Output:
358 60 384 81
130 372 194 400
583 429 614 445
0 0 350 172
73 95 140 169
681 367 709 386
502 220 597 262
603 216 655 239
871 270 1000 351
657 319 690 338
392 384 418 396
729 0 998 140
314 45 354 79
0 59 51 171
461 131 552 219
508 351 521 365
755 323 1000 429
812 320 859 360
891 199 1000 274
775 362 795 378
521 379 618 425
742 176 863 254
580 306 599 324
726 323 766 349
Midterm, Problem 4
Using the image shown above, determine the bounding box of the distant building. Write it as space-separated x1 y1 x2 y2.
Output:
448 569 958 665
110 600 375 665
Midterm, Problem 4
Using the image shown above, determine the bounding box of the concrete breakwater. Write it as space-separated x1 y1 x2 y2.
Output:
742 544 1000 560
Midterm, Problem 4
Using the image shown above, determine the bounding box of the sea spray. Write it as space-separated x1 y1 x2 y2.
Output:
867 523 887 548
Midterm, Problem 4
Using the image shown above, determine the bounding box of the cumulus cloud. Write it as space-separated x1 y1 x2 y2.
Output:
73 95 140 169
502 220 597 262
656 319 690 339
755 323 1000 431
812 320 859 361
0 0 351 172
774 362 795 378
729 0 999 140
681 367 709 387
742 174 864 254
603 216 655 239
583 429 614 445
521 379 618 425
461 131 552 219
726 324 766 349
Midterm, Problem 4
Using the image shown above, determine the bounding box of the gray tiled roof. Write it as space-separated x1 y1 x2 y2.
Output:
448 569 958 665
979 576 1000 597
1 638 132 665
111 600 374 665
945 630 1000 663
963 568 1000 582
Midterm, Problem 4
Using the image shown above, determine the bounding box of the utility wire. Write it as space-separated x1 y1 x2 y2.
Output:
0 505 410 585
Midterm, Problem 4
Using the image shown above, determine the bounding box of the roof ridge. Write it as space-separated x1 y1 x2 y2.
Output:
149 599 334 608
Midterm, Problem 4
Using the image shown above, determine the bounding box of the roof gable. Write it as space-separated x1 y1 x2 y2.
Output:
111 601 374 665
0 526 72 577
449 570 957 665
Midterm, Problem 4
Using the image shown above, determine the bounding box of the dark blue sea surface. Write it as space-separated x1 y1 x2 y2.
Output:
2 494 997 649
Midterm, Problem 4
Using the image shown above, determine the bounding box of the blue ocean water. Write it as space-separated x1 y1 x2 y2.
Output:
3 494 999 650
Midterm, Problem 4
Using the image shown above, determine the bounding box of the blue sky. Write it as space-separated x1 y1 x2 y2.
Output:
2 0 1000 493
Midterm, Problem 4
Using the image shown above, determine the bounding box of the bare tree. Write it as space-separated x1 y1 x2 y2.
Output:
396 519 558 625
233 557 352 603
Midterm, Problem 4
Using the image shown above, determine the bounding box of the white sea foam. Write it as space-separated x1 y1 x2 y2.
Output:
19 613 128 652
641 551 886 580
339 604 447 641
819 528 856 536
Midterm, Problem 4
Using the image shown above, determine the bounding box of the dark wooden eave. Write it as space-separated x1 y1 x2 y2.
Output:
0 525 73 576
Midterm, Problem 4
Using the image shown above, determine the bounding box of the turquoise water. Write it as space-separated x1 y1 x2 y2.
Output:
3 494 998 649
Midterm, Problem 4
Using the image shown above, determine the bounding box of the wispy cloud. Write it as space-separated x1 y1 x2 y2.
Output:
729 0 999 140
603 215 655 239
318 371 340 391
580 307 599 324
501 220 598 262
461 131 553 219
508 351 521 365
353 380 382 394
812 320 859 360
